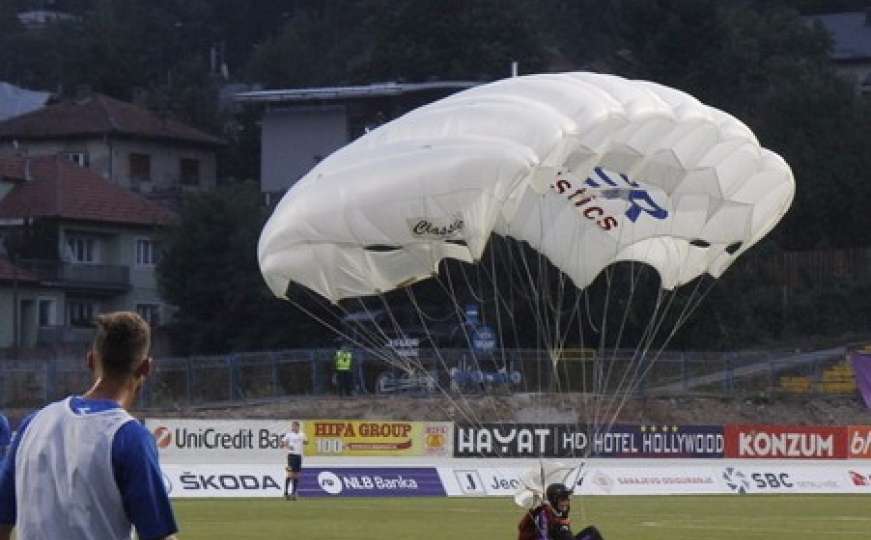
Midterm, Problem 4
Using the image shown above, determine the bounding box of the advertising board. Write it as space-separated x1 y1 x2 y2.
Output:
146 418 293 464
724 425 848 459
847 426 871 458
306 420 452 457
299 467 445 497
161 464 445 498
146 419 452 463
438 462 854 497
453 424 723 458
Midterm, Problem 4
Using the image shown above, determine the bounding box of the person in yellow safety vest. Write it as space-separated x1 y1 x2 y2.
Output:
335 346 354 396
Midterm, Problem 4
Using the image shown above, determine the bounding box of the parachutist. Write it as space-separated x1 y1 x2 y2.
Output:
518 483 604 540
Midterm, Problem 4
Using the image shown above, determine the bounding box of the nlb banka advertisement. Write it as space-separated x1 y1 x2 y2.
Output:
305 420 453 457
299 467 446 497
161 464 445 498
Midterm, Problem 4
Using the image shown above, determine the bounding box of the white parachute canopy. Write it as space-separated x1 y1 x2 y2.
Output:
258 72 794 303
514 461 584 510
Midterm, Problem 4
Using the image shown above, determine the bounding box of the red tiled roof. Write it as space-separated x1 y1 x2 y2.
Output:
0 93 224 147
0 257 38 283
0 155 175 226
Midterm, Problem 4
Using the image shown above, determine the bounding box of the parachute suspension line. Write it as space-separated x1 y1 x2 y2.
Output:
402 258 504 431
457 253 489 305
585 263 643 436
374 293 426 376
603 286 671 429
489 239 511 377
604 275 717 434
454 248 509 374
621 275 719 406
283 293 396 368
574 285 595 461
348 297 397 351
590 264 617 432
591 262 646 433
402 287 489 430
442 260 514 427
601 283 674 430
511 234 557 394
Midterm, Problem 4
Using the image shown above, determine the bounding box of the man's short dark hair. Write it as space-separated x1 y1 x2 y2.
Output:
92 311 151 377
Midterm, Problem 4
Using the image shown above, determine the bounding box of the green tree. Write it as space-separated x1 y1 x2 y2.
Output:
365 0 547 82
156 183 334 354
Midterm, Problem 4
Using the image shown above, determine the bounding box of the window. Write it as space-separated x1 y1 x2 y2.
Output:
38 298 56 327
67 301 97 327
66 235 98 263
62 151 89 168
180 158 200 185
136 238 159 266
136 304 161 327
129 153 151 182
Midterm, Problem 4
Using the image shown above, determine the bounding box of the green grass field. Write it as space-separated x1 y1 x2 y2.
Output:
173 495 870 539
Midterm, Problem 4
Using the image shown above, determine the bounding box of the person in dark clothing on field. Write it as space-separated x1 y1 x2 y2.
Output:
518 483 604 540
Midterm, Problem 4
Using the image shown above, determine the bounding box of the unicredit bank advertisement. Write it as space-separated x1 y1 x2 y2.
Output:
146 418 293 465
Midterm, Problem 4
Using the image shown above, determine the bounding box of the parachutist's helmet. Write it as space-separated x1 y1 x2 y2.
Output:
546 483 573 507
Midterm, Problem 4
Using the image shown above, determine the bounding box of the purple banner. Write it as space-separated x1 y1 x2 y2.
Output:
298 467 445 497
849 351 871 409
590 425 724 458
454 423 723 458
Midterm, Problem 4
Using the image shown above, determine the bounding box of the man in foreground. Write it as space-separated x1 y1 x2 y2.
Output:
518 483 604 540
0 311 178 540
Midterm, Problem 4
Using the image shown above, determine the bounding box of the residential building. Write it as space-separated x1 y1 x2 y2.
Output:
807 10 871 94
0 92 224 207
0 155 174 351
234 81 478 204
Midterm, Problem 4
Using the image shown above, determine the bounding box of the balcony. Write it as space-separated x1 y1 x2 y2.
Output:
36 325 94 346
18 259 131 293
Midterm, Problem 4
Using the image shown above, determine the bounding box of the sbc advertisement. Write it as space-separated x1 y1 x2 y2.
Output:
305 420 452 457
438 463 853 497
724 424 848 459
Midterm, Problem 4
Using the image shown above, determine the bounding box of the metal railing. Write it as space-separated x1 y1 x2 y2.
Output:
18 259 130 290
0 346 856 411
